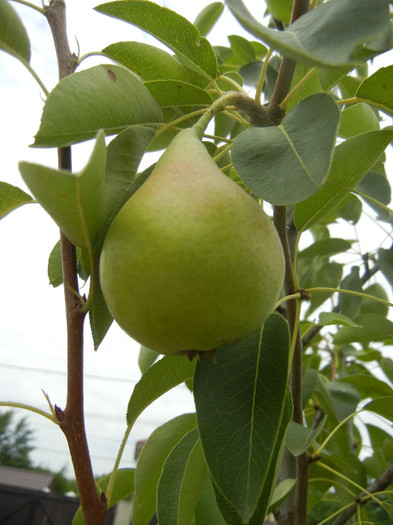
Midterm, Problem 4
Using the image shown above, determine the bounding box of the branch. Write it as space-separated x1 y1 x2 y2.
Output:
331 462 393 525
268 2 310 524
45 1 106 523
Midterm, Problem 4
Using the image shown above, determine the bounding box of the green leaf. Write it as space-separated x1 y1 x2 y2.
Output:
356 65 393 117
0 181 33 219
339 266 362 319
95 1 218 81
144 80 212 108
294 130 393 231
33 65 162 147
89 273 113 350
157 428 207 525
360 283 389 317
194 313 290 522
357 171 392 220
228 34 256 63
333 313 393 345
341 374 393 399
48 241 63 288
0 0 30 63
318 312 361 328
299 238 352 259
364 396 393 423
381 357 393 384
286 416 327 457
103 125 155 229
19 131 107 249
266 0 293 25
378 248 393 288
305 262 343 316
212 389 293 525
138 346 159 375
193 2 224 37
329 381 361 420
225 0 391 67
73 469 135 524
102 41 190 81
338 103 380 138
195 475 227 525
133 413 197 525
126 356 196 426
232 93 339 205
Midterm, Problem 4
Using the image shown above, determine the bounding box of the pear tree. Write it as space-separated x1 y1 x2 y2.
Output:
2 0 393 524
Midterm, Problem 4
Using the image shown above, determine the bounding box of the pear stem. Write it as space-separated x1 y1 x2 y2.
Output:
193 91 276 138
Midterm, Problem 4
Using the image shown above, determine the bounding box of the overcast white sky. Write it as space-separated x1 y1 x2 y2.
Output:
0 0 267 478
1 0 393 481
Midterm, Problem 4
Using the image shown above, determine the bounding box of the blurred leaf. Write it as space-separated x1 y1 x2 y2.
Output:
339 266 362 319
356 65 393 117
193 2 224 36
226 0 391 67
194 314 290 522
102 41 189 81
318 312 361 328
294 130 393 230
20 131 106 249
341 374 393 399
286 64 323 111
157 428 206 525
356 171 392 220
0 0 30 63
126 356 196 426
0 181 33 219
266 0 292 25
305 262 343 316
364 396 393 423
232 93 340 205
378 248 393 288
95 1 218 80
228 34 256 63
299 238 352 259
138 346 159 375
268 478 296 513
329 382 361 420
334 313 393 344
360 283 389 317
48 241 63 288
286 416 327 456
133 413 197 525
33 65 162 147
73 469 134 524
336 194 362 224
338 103 380 138
380 357 393 384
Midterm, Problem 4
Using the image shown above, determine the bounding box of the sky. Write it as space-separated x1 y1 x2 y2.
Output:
0 0 235 478
1 0 393 482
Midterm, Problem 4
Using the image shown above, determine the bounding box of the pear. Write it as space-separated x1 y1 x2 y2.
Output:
99 127 285 355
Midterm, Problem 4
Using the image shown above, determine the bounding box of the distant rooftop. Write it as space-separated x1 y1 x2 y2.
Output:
0 465 54 491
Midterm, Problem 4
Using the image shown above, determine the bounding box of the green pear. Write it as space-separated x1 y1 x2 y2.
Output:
99 127 285 355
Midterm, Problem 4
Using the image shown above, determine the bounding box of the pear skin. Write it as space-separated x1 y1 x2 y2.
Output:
99 127 285 355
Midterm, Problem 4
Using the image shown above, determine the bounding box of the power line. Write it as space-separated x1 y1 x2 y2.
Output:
0 363 140 384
